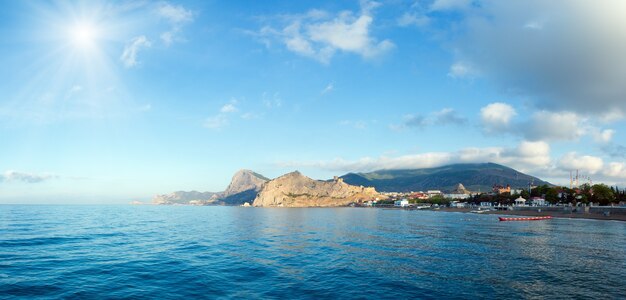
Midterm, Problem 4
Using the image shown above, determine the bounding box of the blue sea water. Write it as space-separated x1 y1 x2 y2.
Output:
1 206 625 299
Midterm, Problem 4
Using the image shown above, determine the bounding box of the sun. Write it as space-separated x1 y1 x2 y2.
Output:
69 22 99 49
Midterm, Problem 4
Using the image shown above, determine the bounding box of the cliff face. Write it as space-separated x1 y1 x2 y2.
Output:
253 171 382 207
220 170 269 205
152 169 268 205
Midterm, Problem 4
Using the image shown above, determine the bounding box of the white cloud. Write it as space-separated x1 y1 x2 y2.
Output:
155 2 194 46
258 1 394 63
438 0 626 116
220 103 238 113
605 162 626 178
120 36 151 68
278 140 551 174
448 62 478 79
1 170 58 183
278 140 626 184
557 152 604 175
160 32 174 46
321 83 334 95
480 102 516 132
398 13 430 27
599 129 616 143
394 108 467 130
156 3 193 23
523 111 585 141
204 99 241 130
479 105 616 143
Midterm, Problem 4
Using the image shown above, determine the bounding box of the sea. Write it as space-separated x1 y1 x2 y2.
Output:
1 205 625 299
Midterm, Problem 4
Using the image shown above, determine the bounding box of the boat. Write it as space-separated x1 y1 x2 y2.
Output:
498 216 552 221
471 207 492 213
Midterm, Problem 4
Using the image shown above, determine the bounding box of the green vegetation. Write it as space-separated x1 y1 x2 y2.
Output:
591 184 616 205
285 193 312 198
412 195 450 206
463 184 624 206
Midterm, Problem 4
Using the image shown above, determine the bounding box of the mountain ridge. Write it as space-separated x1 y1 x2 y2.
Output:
340 162 550 192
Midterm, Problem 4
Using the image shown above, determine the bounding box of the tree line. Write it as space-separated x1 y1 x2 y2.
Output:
466 183 624 206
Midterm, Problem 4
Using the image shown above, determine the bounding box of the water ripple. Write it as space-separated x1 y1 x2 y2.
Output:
0 205 624 299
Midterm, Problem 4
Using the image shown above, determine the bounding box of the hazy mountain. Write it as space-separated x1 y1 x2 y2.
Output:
253 171 382 207
152 191 220 205
340 163 550 193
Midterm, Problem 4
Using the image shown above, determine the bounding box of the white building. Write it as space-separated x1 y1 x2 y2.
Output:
450 201 468 208
394 199 409 207
531 197 546 206
444 193 470 200
511 189 524 195
514 196 527 207
427 190 443 198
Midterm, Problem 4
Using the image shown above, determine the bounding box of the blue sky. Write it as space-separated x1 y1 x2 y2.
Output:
2 0 626 203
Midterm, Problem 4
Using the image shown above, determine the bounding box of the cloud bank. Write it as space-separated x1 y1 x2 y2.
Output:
442 0 626 116
0 171 58 183
278 140 551 174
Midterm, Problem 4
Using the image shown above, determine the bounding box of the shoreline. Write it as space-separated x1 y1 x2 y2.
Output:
436 207 626 221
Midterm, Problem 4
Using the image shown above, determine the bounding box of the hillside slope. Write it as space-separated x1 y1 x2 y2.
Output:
341 163 550 192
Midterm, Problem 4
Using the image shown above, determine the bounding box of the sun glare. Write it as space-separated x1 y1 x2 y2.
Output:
69 23 98 49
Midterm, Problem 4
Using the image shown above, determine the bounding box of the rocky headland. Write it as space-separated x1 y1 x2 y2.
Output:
252 171 383 207
152 169 268 205
220 169 269 205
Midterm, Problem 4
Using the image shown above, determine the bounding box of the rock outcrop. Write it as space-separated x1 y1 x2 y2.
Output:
220 169 269 205
451 183 470 194
253 171 383 207
152 169 268 205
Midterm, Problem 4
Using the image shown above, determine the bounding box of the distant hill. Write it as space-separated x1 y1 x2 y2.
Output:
340 163 550 193
152 191 219 205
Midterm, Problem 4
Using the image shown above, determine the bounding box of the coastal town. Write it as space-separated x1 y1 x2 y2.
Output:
369 181 626 220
